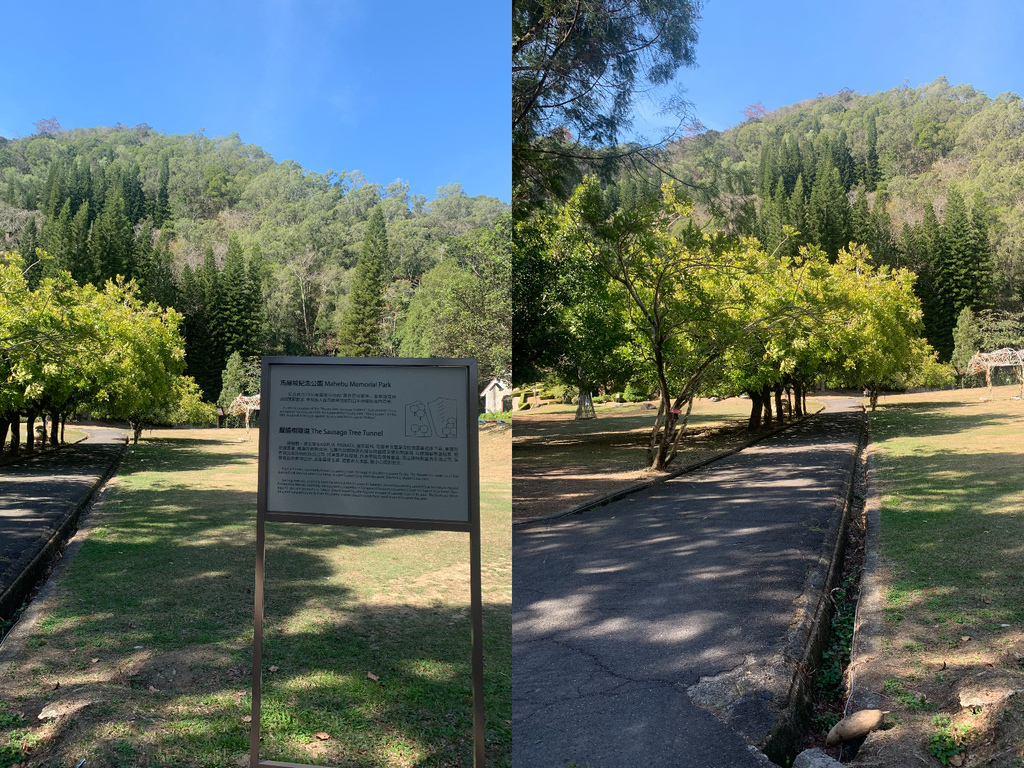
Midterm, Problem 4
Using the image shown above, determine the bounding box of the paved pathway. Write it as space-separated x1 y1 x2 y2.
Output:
512 399 864 767
0 427 126 620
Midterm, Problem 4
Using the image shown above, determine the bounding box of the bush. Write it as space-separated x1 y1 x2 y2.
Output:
622 382 649 402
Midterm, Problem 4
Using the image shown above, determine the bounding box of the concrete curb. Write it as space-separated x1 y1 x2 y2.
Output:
844 418 887 717
514 406 825 529
762 410 868 763
0 439 127 624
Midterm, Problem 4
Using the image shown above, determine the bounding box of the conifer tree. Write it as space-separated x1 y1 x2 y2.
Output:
246 243 268 354
155 154 171 227
788 174 806 246
868 191 896 268
852 185 871 247
337 205 389 357
145 228 177 308
42 199 74 277
865 111 880 191
807 159 850 258
70 201 91 285
89 190 133 284
20 216 41 288
219 235 258 356
134 220 154 293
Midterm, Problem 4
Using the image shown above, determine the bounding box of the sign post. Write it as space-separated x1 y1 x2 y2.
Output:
250 356 484 768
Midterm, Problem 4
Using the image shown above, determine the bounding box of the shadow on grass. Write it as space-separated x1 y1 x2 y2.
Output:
7 601 510 768
873 403 1024 622
0 436 510 767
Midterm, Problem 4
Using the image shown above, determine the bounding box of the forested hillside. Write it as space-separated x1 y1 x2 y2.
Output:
663 77 1024 360
0 123 510 402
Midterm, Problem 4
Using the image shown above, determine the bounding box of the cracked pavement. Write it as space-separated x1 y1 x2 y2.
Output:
512 399 864 767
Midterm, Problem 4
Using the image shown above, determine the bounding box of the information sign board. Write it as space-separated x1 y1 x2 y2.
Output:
260 357 476 529
251 357 485 768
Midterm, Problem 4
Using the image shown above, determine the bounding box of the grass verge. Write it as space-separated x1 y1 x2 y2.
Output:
0 424 511 767
852 385 1024 766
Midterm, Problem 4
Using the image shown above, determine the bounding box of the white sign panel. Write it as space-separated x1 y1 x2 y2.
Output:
265 362 470 522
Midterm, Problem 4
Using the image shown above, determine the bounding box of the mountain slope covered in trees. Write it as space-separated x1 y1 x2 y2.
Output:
662 77 1024 360
1 123 510 402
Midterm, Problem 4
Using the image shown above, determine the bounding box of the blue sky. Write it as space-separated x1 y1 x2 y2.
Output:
632 0 1024 140
0 0 509 203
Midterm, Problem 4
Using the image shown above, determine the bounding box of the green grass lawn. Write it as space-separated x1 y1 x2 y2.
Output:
0 425 511 768
862 386 1024 766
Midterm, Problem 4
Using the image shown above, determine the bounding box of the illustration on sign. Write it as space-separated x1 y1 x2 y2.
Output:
406 397 458 438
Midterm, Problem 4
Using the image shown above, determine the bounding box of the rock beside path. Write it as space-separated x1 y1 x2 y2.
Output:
793 748 844 768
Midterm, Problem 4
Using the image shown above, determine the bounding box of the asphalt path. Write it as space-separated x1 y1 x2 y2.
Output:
512 398 864 767
0 426 126 617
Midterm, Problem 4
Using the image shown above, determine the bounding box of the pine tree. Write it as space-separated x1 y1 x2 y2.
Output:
89 190 133 284
134 220 155 295
68 157 91 216
865 111 879 191
851 185 871 247
969 190 994 306
219 235 254 356
42 199 74 277
20 216 41 289
868 191 896 268
155 154 170 227
788 174 806 247
70 201 91 286
918 200 945 354
833 129 856 190
807 159 850 258
42 160 67 219
337 205 389 357
764 177 787 255
146 227 177 308
246 243 268 354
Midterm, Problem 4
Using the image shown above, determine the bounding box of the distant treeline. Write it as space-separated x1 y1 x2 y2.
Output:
1 124 510 401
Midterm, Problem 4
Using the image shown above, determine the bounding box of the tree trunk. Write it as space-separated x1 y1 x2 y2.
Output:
0 416 9 453
793 381 804 417
575 389 596 420
49 410 60 446
61 417 67 444
774 384 785 423
762 384 773 427
9 417 20 455
869 387 879 411
25 411 38 451
132 422 144 444
747 390 763 431
786 385 793 418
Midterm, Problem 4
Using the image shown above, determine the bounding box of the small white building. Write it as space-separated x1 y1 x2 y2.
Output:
480 378 512 413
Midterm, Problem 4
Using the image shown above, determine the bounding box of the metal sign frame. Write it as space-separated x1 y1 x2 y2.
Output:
250 356 484 768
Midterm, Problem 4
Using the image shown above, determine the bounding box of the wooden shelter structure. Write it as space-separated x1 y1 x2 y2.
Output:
228 394 261 439
965 348 1024 398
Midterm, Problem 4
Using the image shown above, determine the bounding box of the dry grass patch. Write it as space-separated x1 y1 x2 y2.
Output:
852 385 1024 767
